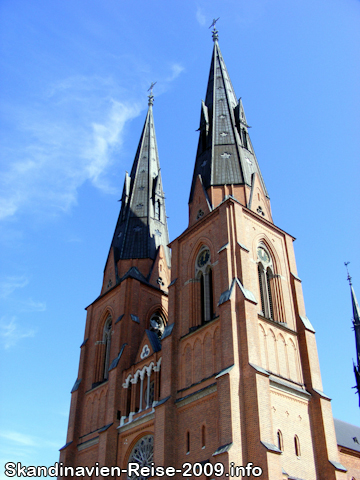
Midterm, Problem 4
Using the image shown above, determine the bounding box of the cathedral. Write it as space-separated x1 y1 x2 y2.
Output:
59 27 358 480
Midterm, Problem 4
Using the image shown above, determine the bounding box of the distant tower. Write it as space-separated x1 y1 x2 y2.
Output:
345 263 360 406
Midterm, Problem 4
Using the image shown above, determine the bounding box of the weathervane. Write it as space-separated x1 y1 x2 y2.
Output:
209 17 220 42
148 81 157 106
345 261 352 286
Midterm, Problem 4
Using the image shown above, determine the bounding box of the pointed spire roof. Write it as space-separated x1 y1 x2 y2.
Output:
345 263 360 326
189 27 268 203
352 285 360 326
110 93 170 267
345 263 360 405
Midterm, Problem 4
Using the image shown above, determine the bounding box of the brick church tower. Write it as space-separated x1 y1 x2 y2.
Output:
60 27 347 480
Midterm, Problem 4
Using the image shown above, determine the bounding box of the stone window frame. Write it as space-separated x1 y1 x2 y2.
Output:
195 246 214 324
127 435 154 480
257 244 275 320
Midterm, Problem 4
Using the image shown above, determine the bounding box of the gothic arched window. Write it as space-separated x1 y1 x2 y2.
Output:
144 381 154 408
149 311 166 339
103 316 112 380
195 247 214 324
257 245 275 320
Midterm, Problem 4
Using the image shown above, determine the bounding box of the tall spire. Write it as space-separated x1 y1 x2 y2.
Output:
110 90 170 268
189 23 269 214
345 262 360 406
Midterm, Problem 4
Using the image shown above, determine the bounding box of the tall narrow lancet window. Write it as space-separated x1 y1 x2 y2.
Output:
103 316 112 380
242 128 248 149
277 430 283 452
186 431 190 454
154 199 160 221
195 247 214 324
257 246 275 320
266 267 274 319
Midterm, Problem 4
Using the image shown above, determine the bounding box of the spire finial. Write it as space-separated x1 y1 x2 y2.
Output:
148 81 157 106
345 261 352 286
209 17 220 42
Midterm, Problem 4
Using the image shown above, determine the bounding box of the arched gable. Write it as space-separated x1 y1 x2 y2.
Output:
252 234 282 275
146 304 168 325
124 432 154 467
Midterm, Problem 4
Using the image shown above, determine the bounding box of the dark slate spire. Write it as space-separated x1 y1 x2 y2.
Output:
110 92 170 267
189 26 268 204
345 263 360 406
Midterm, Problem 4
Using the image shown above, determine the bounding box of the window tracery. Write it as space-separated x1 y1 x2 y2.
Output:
127 435 154 480
257 245 275 320
144 380 154 408
195 247 214 324
149 311 165 338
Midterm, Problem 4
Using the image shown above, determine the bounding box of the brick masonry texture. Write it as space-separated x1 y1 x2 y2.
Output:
59 38 356 480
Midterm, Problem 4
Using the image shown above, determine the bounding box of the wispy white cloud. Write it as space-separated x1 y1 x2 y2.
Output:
0 275 45 312
0 431 61 470
19 298 46 313
0 431 37 447
0 60 185 223
166 63 185 82
196 7 207 26
0 76 141 221
0 317 35 349
83 100 140 190
0 275 29 299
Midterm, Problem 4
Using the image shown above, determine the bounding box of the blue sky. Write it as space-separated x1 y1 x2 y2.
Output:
0 0 359 474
